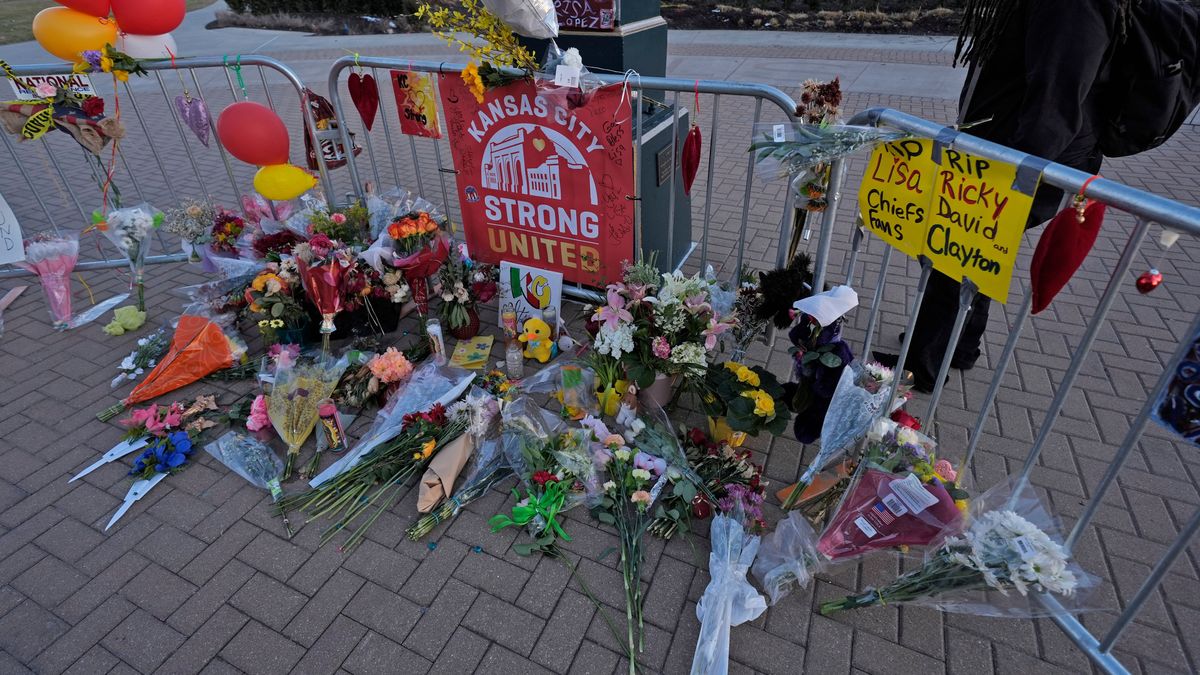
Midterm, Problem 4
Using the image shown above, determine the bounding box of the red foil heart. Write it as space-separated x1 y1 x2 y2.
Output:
681 124 702 195
1137 269 1163 294
1030 199 1106 314
347 72 379 132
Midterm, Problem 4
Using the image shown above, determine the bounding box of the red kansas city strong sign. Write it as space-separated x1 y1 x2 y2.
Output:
439 76 636 286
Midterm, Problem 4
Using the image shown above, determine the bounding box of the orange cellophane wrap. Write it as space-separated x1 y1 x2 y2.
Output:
125 315 237 407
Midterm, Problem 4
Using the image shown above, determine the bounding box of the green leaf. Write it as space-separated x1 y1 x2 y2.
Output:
802 351 820 365
513 542 535 556
598 546 617 561
819 352 843 369
271 302 284 318
667 509 680 520
596 511 616 525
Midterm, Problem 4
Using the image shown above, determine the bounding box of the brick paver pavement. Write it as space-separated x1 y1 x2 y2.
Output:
1 25 1199 675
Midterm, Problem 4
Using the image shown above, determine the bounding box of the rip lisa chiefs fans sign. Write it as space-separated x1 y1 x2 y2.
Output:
439 77 636 286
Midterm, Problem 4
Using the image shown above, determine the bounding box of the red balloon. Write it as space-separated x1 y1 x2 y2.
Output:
110 0 184 36
56 0 112 18
216 101 290 167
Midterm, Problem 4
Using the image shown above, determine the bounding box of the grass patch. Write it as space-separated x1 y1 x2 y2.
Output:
0 0 216 46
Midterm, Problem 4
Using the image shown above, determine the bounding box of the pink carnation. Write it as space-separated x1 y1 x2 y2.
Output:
330 213 347 225
630 490 652 507
603 434 626 449
368 348 414 384
934 459 957 483
651 336 671 360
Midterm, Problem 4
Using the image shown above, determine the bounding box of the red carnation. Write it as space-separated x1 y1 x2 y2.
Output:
532 470 560 487
687 428 709 447
82 96 104 117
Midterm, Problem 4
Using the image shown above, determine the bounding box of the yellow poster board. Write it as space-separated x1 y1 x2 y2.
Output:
858 139 936 260
857 139 1039 303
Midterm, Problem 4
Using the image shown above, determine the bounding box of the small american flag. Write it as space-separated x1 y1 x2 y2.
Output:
872 501 895 526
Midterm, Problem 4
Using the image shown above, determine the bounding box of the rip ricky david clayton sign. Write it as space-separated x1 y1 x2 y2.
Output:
439 77 635 286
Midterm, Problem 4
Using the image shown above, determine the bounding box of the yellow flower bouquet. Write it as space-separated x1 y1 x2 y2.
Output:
702 361 791 437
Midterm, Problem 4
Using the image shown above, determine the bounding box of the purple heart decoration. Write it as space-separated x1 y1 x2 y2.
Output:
174 94 211 147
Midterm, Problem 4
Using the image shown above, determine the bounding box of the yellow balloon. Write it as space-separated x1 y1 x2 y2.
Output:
32 7 119 63
254 164 317 201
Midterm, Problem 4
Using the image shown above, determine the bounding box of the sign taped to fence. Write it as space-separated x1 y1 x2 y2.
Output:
439 77 635 286
1152 323 1200 448
858 139 935 259
390 70 441 139
0 192 25 266
555 0 617 30
924 146 1036 302
858 139 1037 303
7 73 94 101
499 261 563 331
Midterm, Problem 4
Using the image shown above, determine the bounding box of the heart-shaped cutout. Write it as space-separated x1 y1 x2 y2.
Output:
174 95 210 147
532 138 546 152
348 72 379 132
1030 199 1106 314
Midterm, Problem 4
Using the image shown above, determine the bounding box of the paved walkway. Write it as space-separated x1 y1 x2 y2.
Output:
1 6 1200 675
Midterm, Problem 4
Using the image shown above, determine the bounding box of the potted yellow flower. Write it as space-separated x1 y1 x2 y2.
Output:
702 362 791 439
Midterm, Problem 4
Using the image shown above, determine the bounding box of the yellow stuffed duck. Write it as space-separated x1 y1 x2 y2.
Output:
519 317 555 363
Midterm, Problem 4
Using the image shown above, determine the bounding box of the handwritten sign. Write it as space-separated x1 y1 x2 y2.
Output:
7 73 94 101
858 139 935 259
555 0 616 30
858 139 1038 303
390 70 441 139
924 146 1036 302
499 261 563 331
0 192 25 265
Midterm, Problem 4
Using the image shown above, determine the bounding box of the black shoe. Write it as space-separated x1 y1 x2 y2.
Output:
898 332 906 344
950 357 976 371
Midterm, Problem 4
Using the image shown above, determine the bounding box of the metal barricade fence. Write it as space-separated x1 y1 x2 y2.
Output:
322 56 801 302
0 55 334 278
812 107 1200 675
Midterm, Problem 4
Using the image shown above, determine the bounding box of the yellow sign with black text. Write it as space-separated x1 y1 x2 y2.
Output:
857 139 1038 303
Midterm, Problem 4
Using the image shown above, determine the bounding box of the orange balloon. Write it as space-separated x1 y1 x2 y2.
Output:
32 7 118 63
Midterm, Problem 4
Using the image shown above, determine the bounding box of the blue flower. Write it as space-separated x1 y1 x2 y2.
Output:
169 431 193 456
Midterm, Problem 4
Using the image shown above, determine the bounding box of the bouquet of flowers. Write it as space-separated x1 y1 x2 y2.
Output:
293 234 354 340
309 201 370 245
751 122 904 182
702 362 791 439
334 347 416 409
647 427 766 540
438 243 497 339
783 313 854 445
101 203 161 312
163 199 214 263
205 431 290 535
490 398 599 553
277 403 467 551
474 369 514 400
252 229 306 261
782 360 908 510
690 496 769 675
753 254 815 330
752 512 824 606
16 233 78 329
111 326 170 388
386 212 449 314
268 352 348 480
210 210 246 255
407 389 505 539
820 480 1095 617
98 315 247 421
244 267 309 346
815 418 965 561
590 259 736 396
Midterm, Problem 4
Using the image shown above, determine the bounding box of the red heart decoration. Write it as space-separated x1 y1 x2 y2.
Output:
1030 199 1107 314
681 124 701 195
347 72 379 132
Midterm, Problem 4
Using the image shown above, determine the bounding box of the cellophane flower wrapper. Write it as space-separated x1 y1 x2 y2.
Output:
816 462 963 562
799 363 894 488
103 203 159 308
204 431 285 501
298 256 350 333
311 361 474 487
498 396 574 537
123 314 246 408
821 478 1100 618
482 0 559 38
17 234 78 328
691 512 768 675
389 235 450 314
517 360 600 418
752 511 824 605
750 123 906 182
365 188 447 239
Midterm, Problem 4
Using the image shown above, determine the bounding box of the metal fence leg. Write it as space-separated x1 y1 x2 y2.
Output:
811 159 845 293
860 245 893 359
924 278 978 426
962 285 1032 471
1012 218 1152 491
734 98 764 277
843 219 865 285
699 93 720 272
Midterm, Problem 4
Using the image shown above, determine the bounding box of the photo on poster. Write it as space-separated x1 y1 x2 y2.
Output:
1153 324 1200 447
499 261 563 331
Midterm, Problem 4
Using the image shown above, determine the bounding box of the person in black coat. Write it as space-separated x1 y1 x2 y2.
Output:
873 0 1137 392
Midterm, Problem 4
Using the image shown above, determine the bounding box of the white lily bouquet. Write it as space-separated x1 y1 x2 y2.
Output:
820 480 1096 617
103 203 161 311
